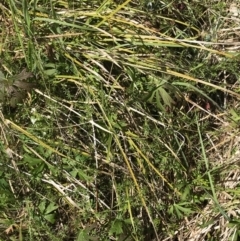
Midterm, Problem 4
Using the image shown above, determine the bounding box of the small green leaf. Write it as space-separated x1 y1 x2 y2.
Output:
12 69 33 82
157 86 175 107
155 89 165 111
23 154 42 166
0 71 5 81
109 219 124 235
44 63 56 68
230 109 240 121
44 69 57 76
78 169 92 182
76 230 91 241
70 169 78 178
38 200 46 214
44 213 56 224
175 203 193 215
45 202 58 215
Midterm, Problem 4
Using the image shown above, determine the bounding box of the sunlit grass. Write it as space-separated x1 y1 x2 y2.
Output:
0 0 240 240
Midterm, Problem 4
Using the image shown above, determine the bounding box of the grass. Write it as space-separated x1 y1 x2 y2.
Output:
1 0 240 240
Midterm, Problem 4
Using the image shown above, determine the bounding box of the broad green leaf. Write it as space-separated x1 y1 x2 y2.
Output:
76 230 91 241
157 86 175 107
23 154 42 166
44 213 55 224
45 202 58 215
78 169 92 182
38 200 46 214
109 219 124 235
44 69 57 76
70 169 78 178
230 109 240 121
44 63 56 68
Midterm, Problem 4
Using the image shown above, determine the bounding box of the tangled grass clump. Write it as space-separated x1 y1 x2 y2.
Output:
0 0 240 240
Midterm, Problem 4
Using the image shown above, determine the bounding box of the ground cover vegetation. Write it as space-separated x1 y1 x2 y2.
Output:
0 0 240 240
